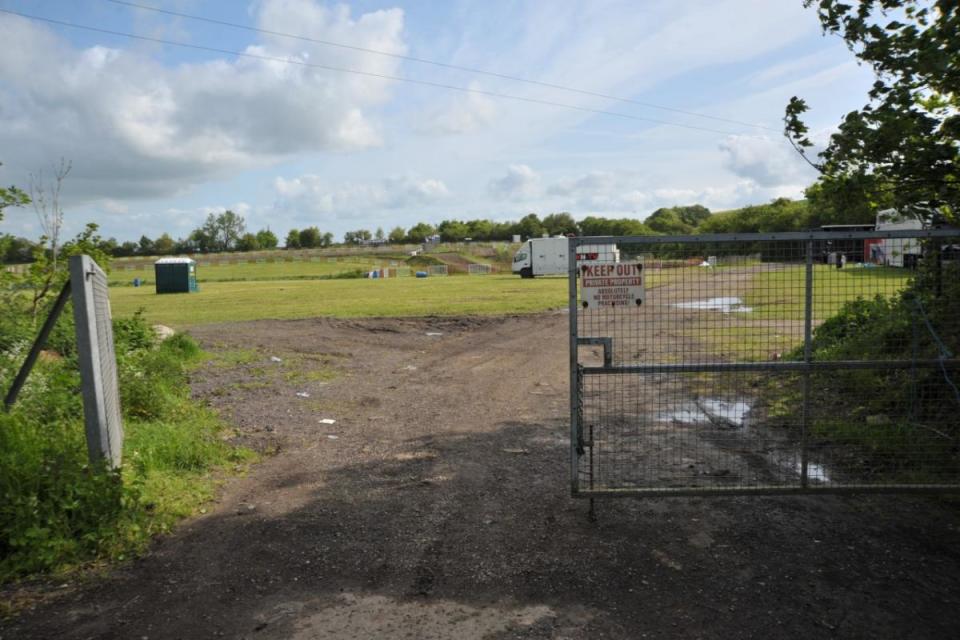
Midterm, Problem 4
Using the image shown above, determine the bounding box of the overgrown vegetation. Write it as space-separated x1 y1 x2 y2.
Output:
0 312 252 582
766 255 960 480
2 181 251 582
406 254 445 267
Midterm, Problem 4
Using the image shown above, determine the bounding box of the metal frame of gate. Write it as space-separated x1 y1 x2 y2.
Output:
568 229 960 498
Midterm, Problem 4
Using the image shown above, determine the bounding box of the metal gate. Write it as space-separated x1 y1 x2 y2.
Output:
568 230 960 497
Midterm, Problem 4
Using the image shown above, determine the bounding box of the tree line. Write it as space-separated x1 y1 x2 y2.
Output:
3 195 887 264
332 207 713 246
2 210 277 261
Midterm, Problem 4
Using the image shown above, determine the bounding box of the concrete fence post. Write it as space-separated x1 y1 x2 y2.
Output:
70 255 124 469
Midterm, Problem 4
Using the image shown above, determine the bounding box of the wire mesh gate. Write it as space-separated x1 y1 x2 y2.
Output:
568 230 960 497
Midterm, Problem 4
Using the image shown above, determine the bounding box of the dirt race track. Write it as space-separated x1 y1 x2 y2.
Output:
4 314 960 639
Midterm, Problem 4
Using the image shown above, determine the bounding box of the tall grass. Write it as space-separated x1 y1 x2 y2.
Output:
762 260 960 480
0 315 252 582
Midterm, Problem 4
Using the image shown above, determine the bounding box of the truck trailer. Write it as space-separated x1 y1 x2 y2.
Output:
512 237 619 278
867 209 923 267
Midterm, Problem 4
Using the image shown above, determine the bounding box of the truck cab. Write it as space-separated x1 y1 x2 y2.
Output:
512 245 533 278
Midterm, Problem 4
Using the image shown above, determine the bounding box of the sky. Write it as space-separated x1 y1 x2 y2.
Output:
0 0 877 243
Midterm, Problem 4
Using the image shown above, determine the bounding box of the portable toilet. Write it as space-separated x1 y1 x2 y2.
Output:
154 257 198 294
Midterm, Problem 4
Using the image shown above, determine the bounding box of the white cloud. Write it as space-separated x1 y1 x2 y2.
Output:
101 200 129 215
741 49 840 88
543 170 649 212
422 0 820 150
651 181 763 210
199 202 252 218
718 135 816 188
0 1 407 203
273 174 450 220
0 0 873 243
487 164 541 200
417 82 499 135
548 171 616 197
489 165 799 217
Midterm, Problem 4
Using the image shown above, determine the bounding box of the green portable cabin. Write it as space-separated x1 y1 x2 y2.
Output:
154 257 198 294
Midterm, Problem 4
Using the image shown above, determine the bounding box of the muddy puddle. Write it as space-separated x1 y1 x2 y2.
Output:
659 397 834 485
796 461 832 483
661 399 752 428
673 297 752 313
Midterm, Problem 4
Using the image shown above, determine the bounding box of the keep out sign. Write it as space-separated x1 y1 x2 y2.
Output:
580 262 645 309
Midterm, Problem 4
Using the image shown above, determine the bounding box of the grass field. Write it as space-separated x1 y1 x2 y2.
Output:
108 250 508 285
108 257 391 285
670 264 914 361
747 265 912 321
108 259 915 331
110 275 571 327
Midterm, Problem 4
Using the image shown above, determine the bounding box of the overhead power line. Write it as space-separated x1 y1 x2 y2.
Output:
105 0 776 133
1 8 746 136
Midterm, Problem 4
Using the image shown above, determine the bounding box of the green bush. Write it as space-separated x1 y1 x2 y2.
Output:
0 386 132 579
788 294 912 361
406 255 444 267
770 261 960 479
119 346 185 421
113 309 156 353
327 268 367 279
162 332 202 360
0 312 251 582
0 313 30 354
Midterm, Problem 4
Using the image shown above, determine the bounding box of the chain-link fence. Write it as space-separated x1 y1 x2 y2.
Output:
569 230 960 497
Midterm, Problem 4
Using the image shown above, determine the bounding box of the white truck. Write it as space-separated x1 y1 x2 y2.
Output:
512 237 619 278
871 209 923 267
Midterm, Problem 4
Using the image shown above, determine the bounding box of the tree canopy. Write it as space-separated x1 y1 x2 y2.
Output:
255 229 278 250
343 229 372 244
0 185 29 222
190 210 247 252
437 219 469 242
542 212 579 236
645 205 711 234
785 0 959 222
698 198 814 233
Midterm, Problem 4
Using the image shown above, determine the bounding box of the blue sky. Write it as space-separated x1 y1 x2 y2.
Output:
0 0 876 243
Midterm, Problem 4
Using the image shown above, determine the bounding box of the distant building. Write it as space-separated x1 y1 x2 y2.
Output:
818 224 875 263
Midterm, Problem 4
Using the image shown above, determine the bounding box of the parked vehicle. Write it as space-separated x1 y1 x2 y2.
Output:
866 209 923 267
512 237 619 278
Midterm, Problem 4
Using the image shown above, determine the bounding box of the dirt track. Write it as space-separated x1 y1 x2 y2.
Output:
3 314 960 639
